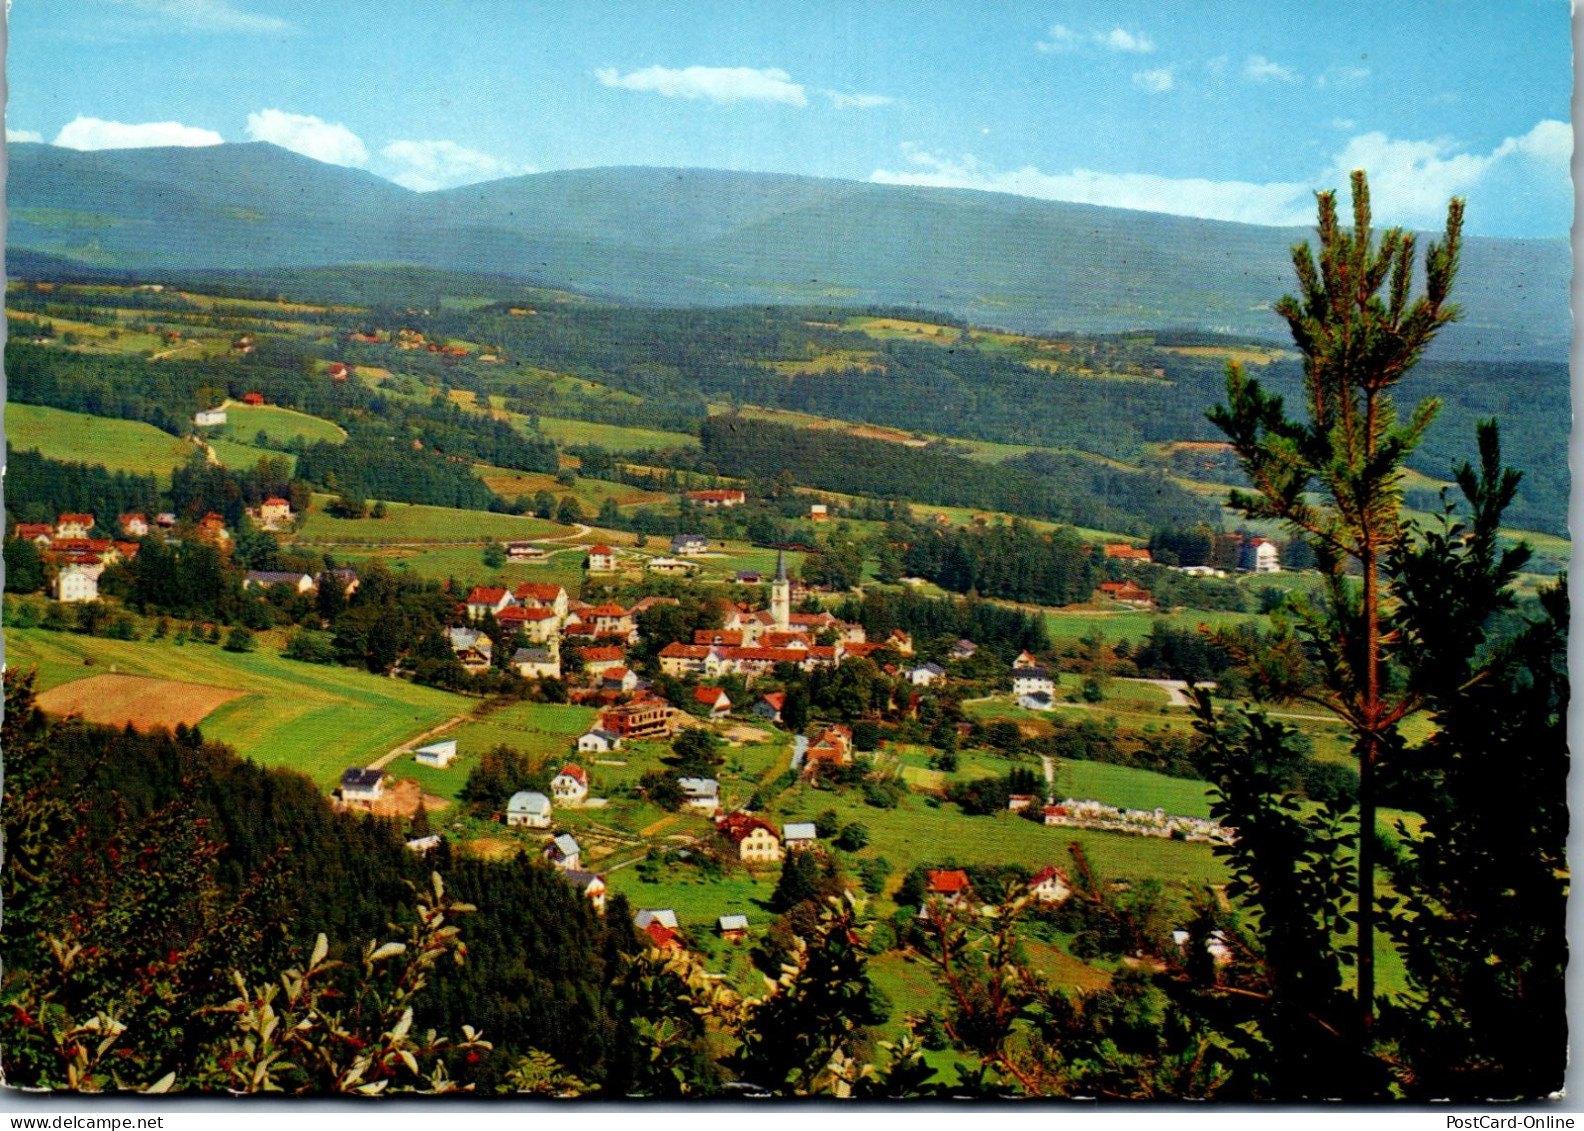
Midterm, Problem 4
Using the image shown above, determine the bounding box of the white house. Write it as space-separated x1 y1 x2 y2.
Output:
511 645 561 680
54 563 100 604
194 408 227 427
678 777 720 814
562 869 607 913
544 833 582 871
671 533 710 556
243 570 316 594
633 909 679 931
1247 539 1281 573
782 822 818 851
339 767 386 805
551 763 590 805
1028 865 1072 904
1011 667 1056 698
907 662 947 686
414 740 458 769
586 544 618 572
506 790 553 828
1017 692 1055 711
577 728 622 755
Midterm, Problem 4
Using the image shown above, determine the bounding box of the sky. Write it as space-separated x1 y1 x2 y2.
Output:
4 0 1574 237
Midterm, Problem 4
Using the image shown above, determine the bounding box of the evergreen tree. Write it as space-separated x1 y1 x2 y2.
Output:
1208 170 1461 1039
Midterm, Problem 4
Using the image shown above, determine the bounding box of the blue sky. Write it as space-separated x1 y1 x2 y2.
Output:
6 0 1574 236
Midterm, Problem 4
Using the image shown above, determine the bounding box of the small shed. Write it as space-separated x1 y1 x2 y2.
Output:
414 739 458 768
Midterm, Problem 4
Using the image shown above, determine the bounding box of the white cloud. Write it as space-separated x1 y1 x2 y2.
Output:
1132 67 1175 93
244 109 368 166
1100 28 1154 53
7 128 44 144
1316 64 1370 88
1038 24 1153 54
53 115 223 150
377 139 529 192
1323 120 1572 227
1331 118 1358 131
107 0 292 34
872 146 1305 224
825 91 894 110
1035 24 1080 53
870 120 1572 232
594 65 807 106
1244 55 1298 82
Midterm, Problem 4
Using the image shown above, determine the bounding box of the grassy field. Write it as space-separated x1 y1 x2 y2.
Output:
532 416 698 452
5 627 471 787
209 436 297 473
290 495 567 545
328 541 596 596
7 402 195 479
219 402 346 446
474 464 671 511
1040 605 1263 647
406 700 599 802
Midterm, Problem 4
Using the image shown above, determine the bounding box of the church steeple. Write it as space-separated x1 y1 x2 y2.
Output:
771 549 791 630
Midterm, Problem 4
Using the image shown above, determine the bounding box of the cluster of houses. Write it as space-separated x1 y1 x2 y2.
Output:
242 567 361 598
916 865 1072 919
14 511 238 604
1041 797 1234 844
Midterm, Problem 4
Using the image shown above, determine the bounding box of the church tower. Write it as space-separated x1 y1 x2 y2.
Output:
771 549 791 631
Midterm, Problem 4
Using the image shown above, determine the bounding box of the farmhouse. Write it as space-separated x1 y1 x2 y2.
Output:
577 728 622 755
751 692 785 724
685 488 746 508
1017 692 1055 711
506 790 553 829
951 638 978 659
678 777 720 814
586 544 618 572
718 914 750 942
633 909 679 931
551 763 590 805
694 685 732 720
258 497 294 529
926 869 972 905
447 627 494 672
658 642 714 677
907 662 947 686
506 541 549 563
194 408 227 427
805 725 853 771
600 666 640 693
464 586 513 621
15 523 55 545
646 556 691 576
514 581 569 619
327 363 350 380
1011 667 1056 698
1013 651 1039 669
339 767 386 806
561 869 607 913
1029 865 1072 904
243 570 316 594
782 822 818 851
512 645 561 679
671 533 710 556
242 390 266 405
56 513 95 539
544 833 582 871
1098 581 1154 607
580 645 628 676
318 567 361 595
716 812 783 863
1103 543 1153 563
1244 538 1281 573
733 570 762 585
196 513 230 545
500 606 560 643
587 603 636 639
54 563 100 604
644 921 683 952
119 514 149 537
414 740 458 769
809 503 829 522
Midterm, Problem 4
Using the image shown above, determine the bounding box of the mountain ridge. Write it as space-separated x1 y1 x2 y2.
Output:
6 141 1569 358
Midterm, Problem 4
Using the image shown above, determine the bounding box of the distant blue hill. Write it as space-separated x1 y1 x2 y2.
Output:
6 141 1569 359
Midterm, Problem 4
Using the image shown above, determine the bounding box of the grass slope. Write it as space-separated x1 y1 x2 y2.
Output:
5 627 471 787
7 402 194 479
